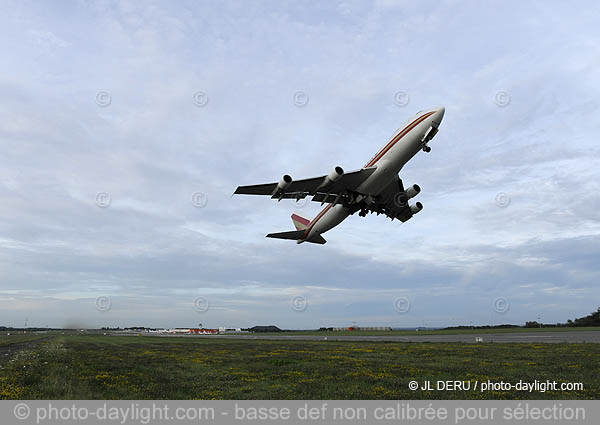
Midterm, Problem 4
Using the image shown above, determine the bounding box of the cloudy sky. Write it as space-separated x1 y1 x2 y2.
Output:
1 0 599 329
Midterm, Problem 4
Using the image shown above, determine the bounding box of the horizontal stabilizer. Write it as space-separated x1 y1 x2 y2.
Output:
307 233 327 245
265 229 327 245
265 230 306 240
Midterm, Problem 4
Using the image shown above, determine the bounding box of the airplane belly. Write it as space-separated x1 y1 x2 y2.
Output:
311 204 349 235
357 125 425 195
385 127 423 171
356 164 394 195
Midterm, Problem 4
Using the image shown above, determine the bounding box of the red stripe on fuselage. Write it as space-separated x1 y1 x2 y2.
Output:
303 203 333 238
364 111 435 168
303 111 435 239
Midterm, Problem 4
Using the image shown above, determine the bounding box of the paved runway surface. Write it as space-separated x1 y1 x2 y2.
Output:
213 331 600 343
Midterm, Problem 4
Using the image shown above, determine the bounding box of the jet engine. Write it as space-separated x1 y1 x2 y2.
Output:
410 202 423 214
317 166 344 191
271 174 293 198
328 166 344 182
278 174 293 190
405 184 421 199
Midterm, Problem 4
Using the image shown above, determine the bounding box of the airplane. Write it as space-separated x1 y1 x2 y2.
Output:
234 106 445 244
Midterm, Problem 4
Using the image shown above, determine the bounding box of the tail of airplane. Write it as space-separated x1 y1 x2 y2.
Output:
265 213 327 244
291 213 310 230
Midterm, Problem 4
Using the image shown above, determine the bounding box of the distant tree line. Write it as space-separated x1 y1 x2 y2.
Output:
443 307 600 330
0 326 55 331
445 324 520 330
526 307 600 328
565 307 600 327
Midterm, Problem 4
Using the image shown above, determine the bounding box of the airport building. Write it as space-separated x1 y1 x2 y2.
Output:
218 327 242 333
166 328 218 335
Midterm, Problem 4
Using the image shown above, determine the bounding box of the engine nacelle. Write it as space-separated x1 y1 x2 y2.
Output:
318 166 344 190
410 202 423 214
328 166 344 182
278 174 293 190
406 184 421 199
272 174 292 198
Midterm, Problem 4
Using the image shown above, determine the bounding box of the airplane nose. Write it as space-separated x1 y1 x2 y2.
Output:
437 106 445 119
433 106 445 125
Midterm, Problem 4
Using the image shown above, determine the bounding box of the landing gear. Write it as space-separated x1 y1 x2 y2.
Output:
358 209 368 217
422 145 431 153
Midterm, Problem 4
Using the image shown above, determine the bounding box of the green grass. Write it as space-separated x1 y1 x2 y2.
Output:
0 333 51 347
0 334 598 399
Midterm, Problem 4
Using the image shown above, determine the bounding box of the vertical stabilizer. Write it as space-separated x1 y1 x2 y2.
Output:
291 213 310 231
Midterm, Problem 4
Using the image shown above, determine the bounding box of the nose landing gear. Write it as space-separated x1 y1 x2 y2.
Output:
422 145 431 153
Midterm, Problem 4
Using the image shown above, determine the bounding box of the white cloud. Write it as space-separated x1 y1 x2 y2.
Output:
0 0 599 328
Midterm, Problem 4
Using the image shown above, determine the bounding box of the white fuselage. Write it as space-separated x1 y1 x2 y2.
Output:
302 107 445 241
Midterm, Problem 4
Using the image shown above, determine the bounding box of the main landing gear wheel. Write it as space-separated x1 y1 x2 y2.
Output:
422 145 431 153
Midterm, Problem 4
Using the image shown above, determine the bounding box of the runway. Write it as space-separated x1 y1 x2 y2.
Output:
213 330 600 343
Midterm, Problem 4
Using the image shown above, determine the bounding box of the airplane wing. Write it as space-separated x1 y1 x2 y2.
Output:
234 167 377 203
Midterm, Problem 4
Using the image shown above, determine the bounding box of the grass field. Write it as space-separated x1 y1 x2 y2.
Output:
1 334 599 400
0 333 51 347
